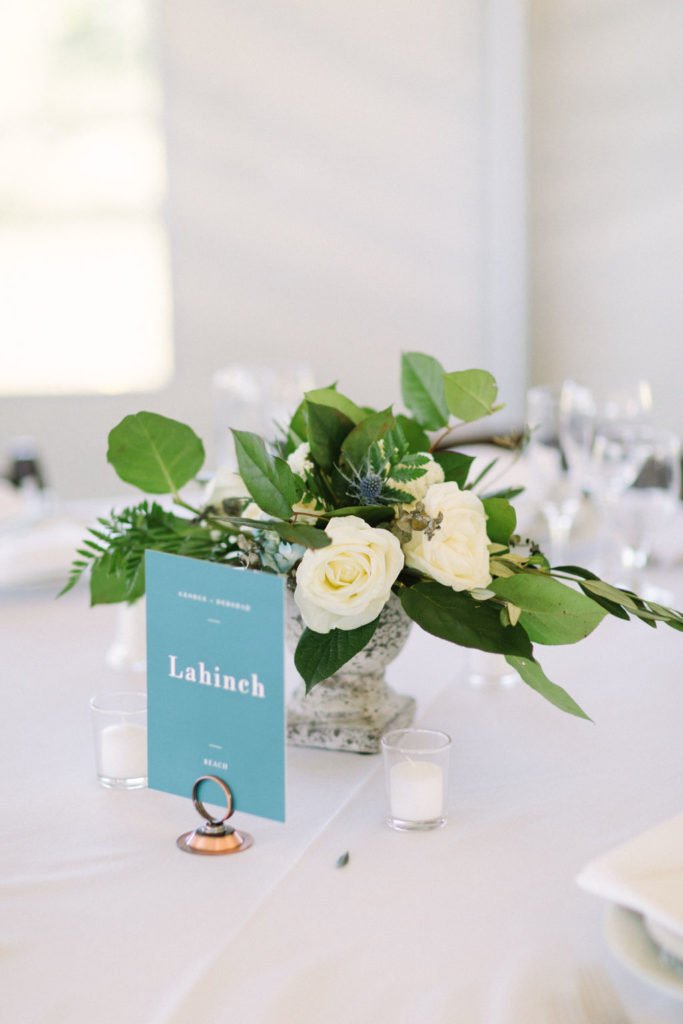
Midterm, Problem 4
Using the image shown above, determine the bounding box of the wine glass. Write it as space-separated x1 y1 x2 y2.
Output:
598 379 653 424
524 383 592 564
558 380 596 495
591 423 681 595
591 418 653 500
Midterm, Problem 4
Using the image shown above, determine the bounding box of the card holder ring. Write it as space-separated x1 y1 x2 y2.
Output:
177 774 254 855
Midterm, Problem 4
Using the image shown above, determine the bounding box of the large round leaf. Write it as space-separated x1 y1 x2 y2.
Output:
444 369 502 423
400 352 449 430
107 412 205 493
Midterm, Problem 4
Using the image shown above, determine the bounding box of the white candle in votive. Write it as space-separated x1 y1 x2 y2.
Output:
99 723 147 780
390 759 443 822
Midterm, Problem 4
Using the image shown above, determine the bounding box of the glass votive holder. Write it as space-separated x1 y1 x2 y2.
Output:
381 728 451 831
90 692 148 789
467 649 518 689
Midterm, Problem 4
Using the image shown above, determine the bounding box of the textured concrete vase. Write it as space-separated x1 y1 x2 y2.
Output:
286 591 416 754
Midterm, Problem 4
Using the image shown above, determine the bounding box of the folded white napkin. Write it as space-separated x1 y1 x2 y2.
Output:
577 813 683 943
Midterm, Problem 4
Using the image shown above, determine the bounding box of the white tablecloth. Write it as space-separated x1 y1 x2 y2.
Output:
3 568 683 1024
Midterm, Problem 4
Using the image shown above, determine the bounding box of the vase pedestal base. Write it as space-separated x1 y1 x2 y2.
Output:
285 591 416 754
286 681 416 755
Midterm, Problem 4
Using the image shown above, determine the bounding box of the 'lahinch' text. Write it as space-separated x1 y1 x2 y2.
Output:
168 655 265 698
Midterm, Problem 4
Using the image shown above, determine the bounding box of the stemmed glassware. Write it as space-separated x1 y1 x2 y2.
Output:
590 419 653 502
524 378 664 571
591 422 681 594
524 382 596 565
558 381 596 495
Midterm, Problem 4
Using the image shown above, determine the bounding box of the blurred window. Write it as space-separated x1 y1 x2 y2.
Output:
0 0 172 395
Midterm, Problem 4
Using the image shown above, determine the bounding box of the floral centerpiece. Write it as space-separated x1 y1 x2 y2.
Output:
63 351 682 737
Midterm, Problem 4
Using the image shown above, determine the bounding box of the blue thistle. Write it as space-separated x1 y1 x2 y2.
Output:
338 430 430 506
356 473 384 503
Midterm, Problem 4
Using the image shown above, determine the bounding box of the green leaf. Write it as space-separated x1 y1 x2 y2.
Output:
489 573 607 645
60 500 244 605
107 412 205 494
485 486 525 501
89 553 145 606
326 505 396 525
326 465 358 506
285 400 309 453
400 352 449 430
505 655 592 720
232 430 299 520
432 450 474 487
482 497 517 546
341 407 395 467
564 575 683 629
468 457 499 490
647 602 683 630
549 566 631 620
389 458 429 483
216 516 330 548
394 414 430 454
304 386 365 425
443 370 502 423
577 585 631 621
578 579 645 616
399 582 533 656
305 401 355 472
294 618 380 691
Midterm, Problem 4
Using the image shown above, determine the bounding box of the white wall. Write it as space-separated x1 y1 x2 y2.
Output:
163 0 527 409
5 1 682 500
2 0 528 499
530 0 683 435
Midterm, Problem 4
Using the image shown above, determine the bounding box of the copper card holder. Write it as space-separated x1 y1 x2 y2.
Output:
177 775 254 855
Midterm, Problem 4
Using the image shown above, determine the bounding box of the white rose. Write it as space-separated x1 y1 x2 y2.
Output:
402 481 492 592
390 454 445 503
287 441 313 478
294 516 404 633
202 469 248 509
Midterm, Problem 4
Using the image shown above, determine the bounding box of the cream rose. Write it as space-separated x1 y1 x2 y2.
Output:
294 516 404 633
402 481 492 591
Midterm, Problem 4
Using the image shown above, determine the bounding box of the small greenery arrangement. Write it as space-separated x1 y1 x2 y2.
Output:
63 351 683 719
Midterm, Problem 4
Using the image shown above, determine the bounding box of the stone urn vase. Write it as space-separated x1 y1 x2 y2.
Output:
285 590 416 754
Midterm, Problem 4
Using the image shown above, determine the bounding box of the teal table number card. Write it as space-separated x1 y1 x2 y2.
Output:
145 550 286 822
